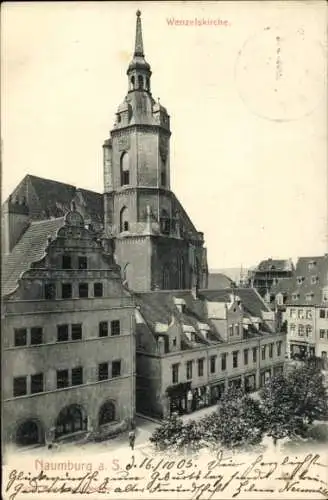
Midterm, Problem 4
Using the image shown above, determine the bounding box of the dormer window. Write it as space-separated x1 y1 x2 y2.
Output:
311 275 319 284
308 261 316 270
305 292 314 302
297 276 304 285
292 293 300 301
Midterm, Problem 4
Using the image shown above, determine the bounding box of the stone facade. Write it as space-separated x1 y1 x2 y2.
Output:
2 210 135 448
102 11 208 292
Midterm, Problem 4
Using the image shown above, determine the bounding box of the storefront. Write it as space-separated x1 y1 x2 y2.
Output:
245 373 256 393
260 368 272 387
228 377 242 390
191 386 210 411
210 382 226 404
167 382 191 415
290 342 315 360
273 364 284 377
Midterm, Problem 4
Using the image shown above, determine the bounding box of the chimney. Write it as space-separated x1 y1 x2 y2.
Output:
2 195 30 254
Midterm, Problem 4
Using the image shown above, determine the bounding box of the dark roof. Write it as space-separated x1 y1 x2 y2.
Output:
29 175 76 217
4 175 103 223
135 287 272 340
77 188 103 224
199 287 272 318
256 258 293 273
271 255 328 306
2 217 65 297
208 273 234 289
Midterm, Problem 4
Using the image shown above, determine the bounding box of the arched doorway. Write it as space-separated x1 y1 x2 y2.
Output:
16 419 44 447
55 404 87 438
99 401 116 426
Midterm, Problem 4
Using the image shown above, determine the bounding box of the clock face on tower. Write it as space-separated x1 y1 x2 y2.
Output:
235 27 326 122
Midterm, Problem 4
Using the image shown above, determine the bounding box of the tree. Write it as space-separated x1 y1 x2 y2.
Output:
260 363 328 445
204 387 265 449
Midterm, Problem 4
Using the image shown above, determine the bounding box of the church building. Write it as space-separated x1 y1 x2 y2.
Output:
102 11 208 292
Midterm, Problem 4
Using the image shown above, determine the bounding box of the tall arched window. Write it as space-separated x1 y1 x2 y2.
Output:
120 206 129 232
160 158 166 187
160 209 170 235
99 401 116 426
195 257 200 288
55 405 87 438
130 76 135 90
179 256 186 289
138 75 144 89
146 77 150 91
162 266 170 290
120 152 130 186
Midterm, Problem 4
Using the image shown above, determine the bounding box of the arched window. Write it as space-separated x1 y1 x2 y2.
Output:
179 256 186 289
160 158 166 187
162 266 170 290
120 206 129 232
160 209 170 235
130 76 135 90
146 77 150 91
55 405 87 438
138 75 143 89
120 152 130 186
16 419 44 447
195 257 200 287
99 401 116 426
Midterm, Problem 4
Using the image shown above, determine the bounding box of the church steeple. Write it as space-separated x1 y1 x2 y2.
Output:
127 10 152 93
134 10 144 57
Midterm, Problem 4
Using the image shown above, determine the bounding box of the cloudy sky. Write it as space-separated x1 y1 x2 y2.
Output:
1 1 327 270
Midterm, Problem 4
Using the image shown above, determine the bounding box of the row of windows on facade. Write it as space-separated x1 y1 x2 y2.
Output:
44 282 104 300
171 342 283 383
289 308 328 319
12 361 122 398
289 324 313 337
291 292 328 302
13 320 121 346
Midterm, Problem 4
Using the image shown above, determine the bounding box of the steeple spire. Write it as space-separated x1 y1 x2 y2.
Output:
134 10 144 57
127 10 151 92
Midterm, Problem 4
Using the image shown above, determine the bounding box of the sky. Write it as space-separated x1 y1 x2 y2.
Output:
1 1 327 270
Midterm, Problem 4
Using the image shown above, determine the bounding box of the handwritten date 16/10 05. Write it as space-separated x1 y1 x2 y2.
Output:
125 455 195 472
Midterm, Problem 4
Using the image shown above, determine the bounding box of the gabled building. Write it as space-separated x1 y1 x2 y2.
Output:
2 207 135 449
134 287 286 418
250 258 294 298
271 255 328 363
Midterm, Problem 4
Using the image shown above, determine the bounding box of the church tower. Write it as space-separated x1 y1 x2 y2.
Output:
103 11 208 292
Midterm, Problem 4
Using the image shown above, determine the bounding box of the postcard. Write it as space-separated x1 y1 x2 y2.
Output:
1 1 328 499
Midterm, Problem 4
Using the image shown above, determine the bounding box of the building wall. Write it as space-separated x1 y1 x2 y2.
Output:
115 236 152 291
316 306 328 358
2 214 136 447
286 305 320 357
136 333 286 417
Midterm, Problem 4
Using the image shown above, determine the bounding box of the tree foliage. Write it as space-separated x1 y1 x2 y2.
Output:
260 363 328 442
150 363 328 452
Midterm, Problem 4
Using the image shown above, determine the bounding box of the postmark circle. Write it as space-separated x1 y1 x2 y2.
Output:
235 26 326 122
